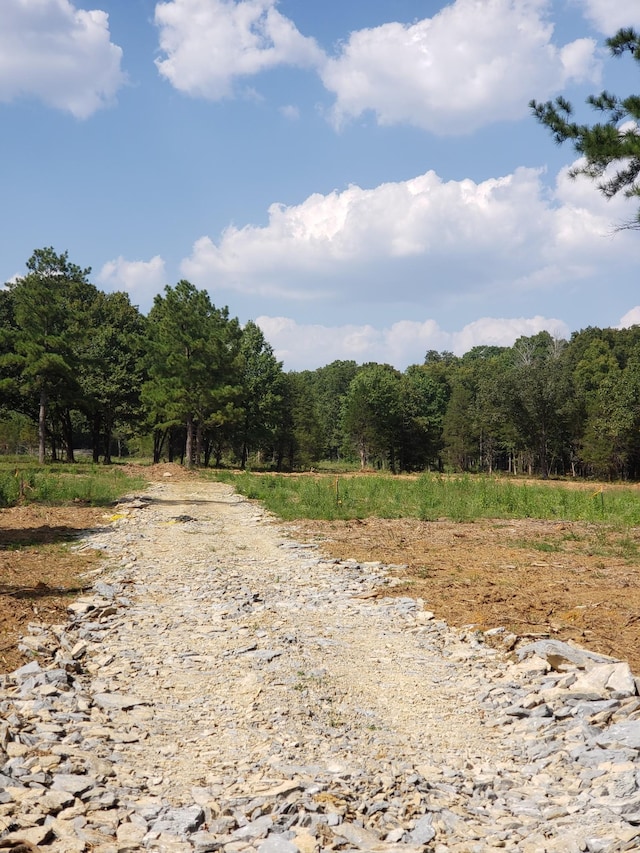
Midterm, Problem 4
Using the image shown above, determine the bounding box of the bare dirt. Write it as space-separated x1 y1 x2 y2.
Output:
285 515 640 672
1 464 640 675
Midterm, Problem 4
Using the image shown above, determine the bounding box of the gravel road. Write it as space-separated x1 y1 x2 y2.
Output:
2 479 640 852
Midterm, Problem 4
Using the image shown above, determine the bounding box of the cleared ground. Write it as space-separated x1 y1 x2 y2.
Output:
1 465 639 673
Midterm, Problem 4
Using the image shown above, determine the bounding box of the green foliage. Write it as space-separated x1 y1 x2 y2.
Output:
0 413 38 454
312 360 360 460
531 27 640 228
142 280 242 467
77 291 147 463
0 463 147 508
341 363 403 470
3 248 96 462
235 321 286 469
505 333 573 478
213 471 640 526
399 366 447 470
7 251 640 480
284 371 324 469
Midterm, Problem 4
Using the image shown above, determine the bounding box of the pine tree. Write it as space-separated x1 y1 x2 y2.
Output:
531 28 640 229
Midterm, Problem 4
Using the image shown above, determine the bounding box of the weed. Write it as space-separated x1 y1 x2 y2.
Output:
515 540 562 553
0 463 147 508
213 471 640 527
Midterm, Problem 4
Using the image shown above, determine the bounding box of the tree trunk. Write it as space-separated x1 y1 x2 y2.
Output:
358 436 367 469
153 428 167 464
62 409 75 463
185 414 194 469
195 421 203 467
103 417 113 465
91 413 101 463
203 435 212 468
38 387 47 464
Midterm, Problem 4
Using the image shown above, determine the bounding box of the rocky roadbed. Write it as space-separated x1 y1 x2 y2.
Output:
2 480 640 852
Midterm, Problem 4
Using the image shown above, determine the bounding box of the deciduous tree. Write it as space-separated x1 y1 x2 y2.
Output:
341 364 402 470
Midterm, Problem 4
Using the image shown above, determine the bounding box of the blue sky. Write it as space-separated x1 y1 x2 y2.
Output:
2 0 640 370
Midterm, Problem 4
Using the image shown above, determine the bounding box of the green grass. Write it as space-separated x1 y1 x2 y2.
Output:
514 540 562 553
0 463 148 508
211 471 640 526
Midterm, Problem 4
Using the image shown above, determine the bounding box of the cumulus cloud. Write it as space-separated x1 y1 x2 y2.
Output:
182 168 546 297
181 160 640 310
618 307 640 329
0 0 125 118
321 0 600 133
255 316 446 370
97 256 167 309
152 0 602 135
154 0 323 99
255 315 570 371
579 0 640 34
451 316 570 355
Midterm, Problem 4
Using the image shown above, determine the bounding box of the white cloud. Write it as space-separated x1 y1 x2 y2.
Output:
97 256 167 309
183 168 545 296
618 307 640 329
181 161 640 310
279 104 300 120
321 0 600 133
154 0 323 99
451 316 570 355
550 159 640 250
0 0 125 118
152 0 603 135
579 0 640 34
256 315 570 371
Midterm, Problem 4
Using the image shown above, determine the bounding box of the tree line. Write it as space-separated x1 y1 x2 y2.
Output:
0 248 284 469
2 248 640 479
288 329 640 480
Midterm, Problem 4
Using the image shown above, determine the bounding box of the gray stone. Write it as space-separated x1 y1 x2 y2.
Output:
5 478 640 853
151 805 205 836
232 816 274 839
12 660 43 680
516 640 617 670
94 581 117 600
93 692 148 711
596 722 640 751
257 836 300 853
567 663 637 701
191 831 227 852
409 814 436 844
334 821 382 848
51 774 97 795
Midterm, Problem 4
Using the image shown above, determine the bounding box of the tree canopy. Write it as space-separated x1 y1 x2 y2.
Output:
530 27 640 229
3 248 95 462
6 247 640 479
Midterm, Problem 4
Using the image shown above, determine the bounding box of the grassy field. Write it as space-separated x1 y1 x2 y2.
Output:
212 471 640 526
0 462 148 507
